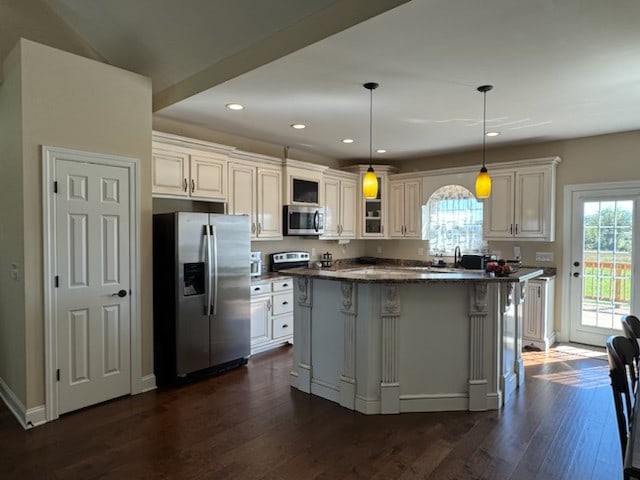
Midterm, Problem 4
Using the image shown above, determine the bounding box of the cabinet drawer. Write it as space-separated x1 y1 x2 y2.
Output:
250 283 270 296
272 278 293 292
272 293 293 315
273 314 293 339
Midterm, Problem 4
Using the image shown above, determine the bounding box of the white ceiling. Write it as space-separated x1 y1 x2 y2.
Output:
47 0 640 161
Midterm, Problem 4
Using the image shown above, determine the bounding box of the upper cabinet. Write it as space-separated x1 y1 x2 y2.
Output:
228 151 283 241
282 158 327 206
152 131 234 202
344 165 398 238
389 177 422 238
483 157 560 241
320 169 357 240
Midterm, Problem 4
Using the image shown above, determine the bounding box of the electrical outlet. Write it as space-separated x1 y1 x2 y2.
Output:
513 246 521 260
417 247 425 256
535 252 553 262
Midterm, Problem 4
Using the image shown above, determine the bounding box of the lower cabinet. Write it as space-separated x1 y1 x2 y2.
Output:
250 277 293 355
522 277 555 350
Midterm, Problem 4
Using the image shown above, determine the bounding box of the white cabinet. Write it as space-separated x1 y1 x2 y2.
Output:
320 170 357 239
152 131 232 201
389 178 421 238
344 165 397 238
250 277 293 355
523 277 555 350
483 160 558 241
228 151 283 240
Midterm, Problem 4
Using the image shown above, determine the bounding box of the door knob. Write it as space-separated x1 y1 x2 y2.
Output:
573 272 580 278
112 289 127 297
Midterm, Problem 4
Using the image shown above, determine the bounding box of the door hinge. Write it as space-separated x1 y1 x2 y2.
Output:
55 276 59 288
56 369 60 381
53 181 58 193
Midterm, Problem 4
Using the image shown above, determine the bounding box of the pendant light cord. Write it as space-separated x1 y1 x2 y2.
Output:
482 89 487 169
369 87 373 167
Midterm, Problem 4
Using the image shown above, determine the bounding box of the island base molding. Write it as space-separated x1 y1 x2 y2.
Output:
290 277 528 415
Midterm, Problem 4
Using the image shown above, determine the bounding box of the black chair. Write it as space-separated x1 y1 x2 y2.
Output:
607 335 637 463
622 315 640 371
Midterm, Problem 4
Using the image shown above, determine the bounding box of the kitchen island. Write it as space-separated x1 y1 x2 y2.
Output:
282 265 543 414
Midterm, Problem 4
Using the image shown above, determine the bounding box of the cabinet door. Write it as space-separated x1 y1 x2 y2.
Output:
483 172 515 240
321 176 340 238
152 149 188 196
523 281 543 341
362 175 385 237
389 181 406 237
250 295 271 346
514 169 547 239
339 178 357 238
403 180 422 238
229 162 257 238
190 153 227 200
257 168 282 239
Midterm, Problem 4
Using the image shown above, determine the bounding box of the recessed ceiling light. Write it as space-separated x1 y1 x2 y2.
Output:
342 139 354 144
376 149 387 154
486 131 500 137
291 124 306 129
225 103 244 111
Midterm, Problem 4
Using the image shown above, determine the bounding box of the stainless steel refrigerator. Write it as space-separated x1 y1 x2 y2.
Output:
153 212 250 384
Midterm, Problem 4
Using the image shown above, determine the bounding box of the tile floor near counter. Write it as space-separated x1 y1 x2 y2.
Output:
0 343 618 479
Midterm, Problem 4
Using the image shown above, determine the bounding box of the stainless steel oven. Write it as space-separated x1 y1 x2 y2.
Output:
283 205 324 235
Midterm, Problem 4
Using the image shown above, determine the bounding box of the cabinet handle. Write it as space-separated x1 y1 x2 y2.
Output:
183 178 188 192
282 324 289 329
381 225 384 234
282 283 288 287
510 224 513 235
254 286 261 291
538 286 541 298
282 301 289 305
257 223 262 234
251 222 256 234
267 300 271 310
190 179 195 193
515 224 519 235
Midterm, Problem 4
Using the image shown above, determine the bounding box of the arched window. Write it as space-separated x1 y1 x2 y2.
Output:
422 185 486 255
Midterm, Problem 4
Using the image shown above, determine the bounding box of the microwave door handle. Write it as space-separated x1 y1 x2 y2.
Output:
204 225 213 316
210 225 218 316
314 210 319 232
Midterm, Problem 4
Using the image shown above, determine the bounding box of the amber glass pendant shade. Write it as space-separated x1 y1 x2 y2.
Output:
363 167 378 199
475 166 492 199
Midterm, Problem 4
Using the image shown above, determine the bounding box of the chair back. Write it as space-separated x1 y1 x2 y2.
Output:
607 335 637 460
621 315 640 369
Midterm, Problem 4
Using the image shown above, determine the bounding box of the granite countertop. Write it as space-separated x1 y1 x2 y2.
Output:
278 264 543 284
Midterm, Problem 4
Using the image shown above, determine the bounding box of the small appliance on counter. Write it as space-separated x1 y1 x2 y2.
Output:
250 251 262 277
459 254 493 270
270 251 310 271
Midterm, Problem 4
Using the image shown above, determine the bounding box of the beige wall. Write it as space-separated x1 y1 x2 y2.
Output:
16 39 152 408
253 238 367 270
0 41 27 404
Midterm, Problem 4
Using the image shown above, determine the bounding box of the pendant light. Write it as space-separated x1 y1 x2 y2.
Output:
475 85 493 199
362 82 379 199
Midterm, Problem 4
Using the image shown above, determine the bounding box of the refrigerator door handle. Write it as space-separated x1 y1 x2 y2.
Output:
211 224 219 316
205 225 213 316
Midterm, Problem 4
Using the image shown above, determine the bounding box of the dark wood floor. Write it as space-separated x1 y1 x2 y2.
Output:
0 344 620 479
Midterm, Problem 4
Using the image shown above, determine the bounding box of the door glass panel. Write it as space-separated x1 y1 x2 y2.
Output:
581 200 633 330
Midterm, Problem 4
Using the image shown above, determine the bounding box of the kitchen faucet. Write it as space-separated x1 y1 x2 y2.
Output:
454 246 461 267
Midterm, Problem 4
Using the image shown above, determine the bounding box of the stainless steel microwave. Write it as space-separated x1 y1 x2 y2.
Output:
283 205 324 235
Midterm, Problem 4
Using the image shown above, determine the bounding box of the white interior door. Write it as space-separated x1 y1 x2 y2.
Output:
55 158 132 414
568 185 640 346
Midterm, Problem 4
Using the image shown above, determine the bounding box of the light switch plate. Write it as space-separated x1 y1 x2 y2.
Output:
535 252 553 262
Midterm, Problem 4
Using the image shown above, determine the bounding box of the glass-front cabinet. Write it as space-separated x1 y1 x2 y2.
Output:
344 165 397 238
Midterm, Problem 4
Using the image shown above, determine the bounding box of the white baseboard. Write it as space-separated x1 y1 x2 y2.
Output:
0 376 28 429
400 393 469 413
25 405 47 428
141 374 157 393
355 395 381 414
310 378 339 404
